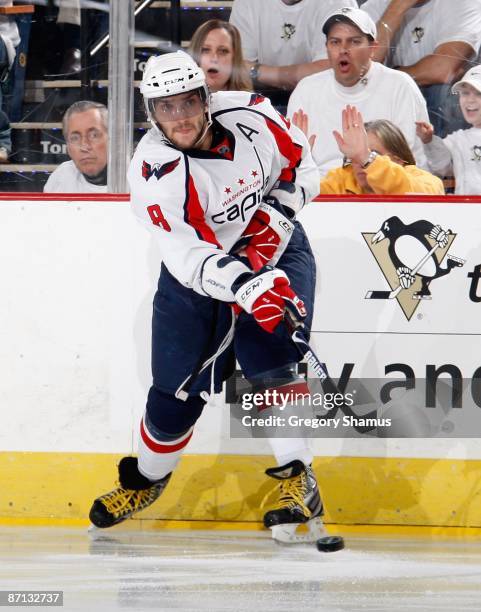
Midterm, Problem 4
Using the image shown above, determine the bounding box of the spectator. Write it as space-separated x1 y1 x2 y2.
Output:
362 0 481 136
287 6 429 177
189 20 252 92
44 101 108 193
0 0 20 161
0 108 10 163
229 0 358 91
416 66 481 195
320 105 444 194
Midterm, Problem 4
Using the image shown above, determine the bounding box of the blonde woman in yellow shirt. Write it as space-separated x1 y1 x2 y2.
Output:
317 105 444 195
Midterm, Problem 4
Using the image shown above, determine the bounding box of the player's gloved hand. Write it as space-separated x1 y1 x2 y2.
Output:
266 180 305 218
396 266 415 289
232 181 303 266
233 266 306 333
429 225 449 248
233 200 295 266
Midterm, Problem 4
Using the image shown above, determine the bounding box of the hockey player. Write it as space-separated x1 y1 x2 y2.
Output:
89 51 323 543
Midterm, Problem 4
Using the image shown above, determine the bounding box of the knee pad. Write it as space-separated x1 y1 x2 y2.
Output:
146 387 205 437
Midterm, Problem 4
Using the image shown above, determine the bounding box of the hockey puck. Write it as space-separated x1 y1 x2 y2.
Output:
316 536 345 552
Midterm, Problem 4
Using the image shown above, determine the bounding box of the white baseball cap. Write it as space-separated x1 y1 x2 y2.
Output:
452 65 481 94
322 7 377 40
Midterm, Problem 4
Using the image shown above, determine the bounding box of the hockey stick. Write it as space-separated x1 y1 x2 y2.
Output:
245 246 378 431
365 239 442 300
246 246 328 384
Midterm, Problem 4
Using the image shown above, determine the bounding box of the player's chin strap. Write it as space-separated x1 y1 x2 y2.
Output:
191 109 213 149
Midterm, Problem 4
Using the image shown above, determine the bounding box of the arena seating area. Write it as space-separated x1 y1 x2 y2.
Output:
0 1 235 191
0 0 475 192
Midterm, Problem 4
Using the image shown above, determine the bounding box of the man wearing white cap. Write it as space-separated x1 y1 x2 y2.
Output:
287 6 429 177
229 0 357 91
362 0 481 136
416 66 481 195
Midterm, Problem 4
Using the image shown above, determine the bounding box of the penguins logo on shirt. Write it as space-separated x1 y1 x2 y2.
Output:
281 23 296 41
142 157 181 181
412 27 424 44
471 146 481 162
363 216 465 321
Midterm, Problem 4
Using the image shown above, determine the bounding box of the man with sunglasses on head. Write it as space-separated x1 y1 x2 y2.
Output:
89 51 326 546
44 100 108 193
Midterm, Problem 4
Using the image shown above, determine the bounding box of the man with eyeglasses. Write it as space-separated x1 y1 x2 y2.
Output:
89 51 327 547
44 100 108 193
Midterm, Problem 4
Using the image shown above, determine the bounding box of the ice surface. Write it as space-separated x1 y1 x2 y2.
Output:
0 527 480 611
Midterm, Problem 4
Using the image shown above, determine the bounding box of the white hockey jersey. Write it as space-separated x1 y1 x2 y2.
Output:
128 91 320 299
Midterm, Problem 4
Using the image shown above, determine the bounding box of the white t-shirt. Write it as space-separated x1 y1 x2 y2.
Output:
423 128 481 195
229 0 357 65
362 0 481 67
287 61 429 176
43 160 107 193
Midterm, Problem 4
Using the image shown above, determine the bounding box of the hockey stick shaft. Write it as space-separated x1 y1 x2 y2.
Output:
366 240 441 300
245 246 329 382
245 247 377 430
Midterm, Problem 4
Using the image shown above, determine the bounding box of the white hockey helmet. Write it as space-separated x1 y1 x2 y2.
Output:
141 51 210 124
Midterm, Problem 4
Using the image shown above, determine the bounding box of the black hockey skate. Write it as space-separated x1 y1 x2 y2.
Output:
263 460 325 543
89 457 171 528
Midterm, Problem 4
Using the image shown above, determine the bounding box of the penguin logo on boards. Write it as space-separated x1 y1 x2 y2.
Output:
471 145 481 162
362 216 465 321
412 27 424 44
281 23 296 41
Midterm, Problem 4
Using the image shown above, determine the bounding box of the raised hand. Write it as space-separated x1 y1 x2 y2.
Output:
415 121 434 144
332 105 370 164
292 109 317 151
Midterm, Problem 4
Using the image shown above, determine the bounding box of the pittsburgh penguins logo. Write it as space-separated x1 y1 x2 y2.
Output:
281 23 296 40
412 27 424 43
363 216 465 321
142 157 180 181
471 145 481 162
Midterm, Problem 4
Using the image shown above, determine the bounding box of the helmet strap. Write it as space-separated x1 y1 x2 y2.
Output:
191 109 212 149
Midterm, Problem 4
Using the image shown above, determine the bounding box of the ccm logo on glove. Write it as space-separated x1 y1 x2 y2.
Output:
238 277 264 301
234 266 306 333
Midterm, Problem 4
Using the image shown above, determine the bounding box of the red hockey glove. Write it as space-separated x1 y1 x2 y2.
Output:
234 266 306 333
233 200 294 267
